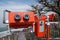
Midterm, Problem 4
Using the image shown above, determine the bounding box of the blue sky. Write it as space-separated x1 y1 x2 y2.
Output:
0 0 54 11
0 0 38 11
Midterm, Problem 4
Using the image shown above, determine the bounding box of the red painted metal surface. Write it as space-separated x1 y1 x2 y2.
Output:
34 15 47 38
8 12 35 28
49 14 55 21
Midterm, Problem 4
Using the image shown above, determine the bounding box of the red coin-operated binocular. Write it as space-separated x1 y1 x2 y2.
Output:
8 11 35 28
3 10 52 38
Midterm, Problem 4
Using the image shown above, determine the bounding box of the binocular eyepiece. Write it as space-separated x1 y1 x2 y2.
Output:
14 14 20 21
14 14 29 21
24 14 29 20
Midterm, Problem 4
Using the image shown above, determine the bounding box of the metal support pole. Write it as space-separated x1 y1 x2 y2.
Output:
8 36 10 40
47 24 50 40
2 38 4 40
